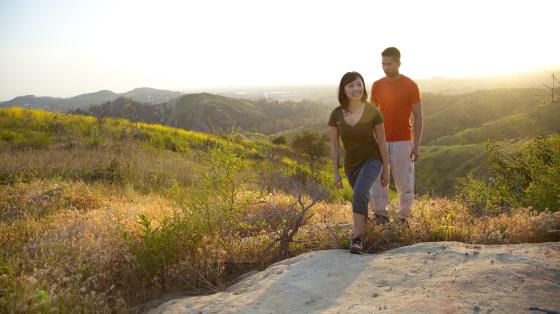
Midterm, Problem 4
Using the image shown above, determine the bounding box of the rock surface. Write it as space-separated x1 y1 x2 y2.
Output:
148 241 560 313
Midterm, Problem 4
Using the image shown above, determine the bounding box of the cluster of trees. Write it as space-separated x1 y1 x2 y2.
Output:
273 130 329 162
71 97 171 124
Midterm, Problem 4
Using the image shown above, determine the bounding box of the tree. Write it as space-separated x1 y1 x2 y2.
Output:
272 135 288 145
290 130 329 161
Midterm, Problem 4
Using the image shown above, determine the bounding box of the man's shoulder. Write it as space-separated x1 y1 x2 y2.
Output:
373 75 417 85
400 75 419 87
372 75 420 92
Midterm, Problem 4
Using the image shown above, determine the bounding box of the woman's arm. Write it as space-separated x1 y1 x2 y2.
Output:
329 126 343 189
374 123 390 187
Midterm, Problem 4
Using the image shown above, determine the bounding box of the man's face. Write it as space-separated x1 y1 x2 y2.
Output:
382 56 400 78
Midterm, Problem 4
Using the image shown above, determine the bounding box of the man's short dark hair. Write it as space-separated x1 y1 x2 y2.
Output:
382 47 400 62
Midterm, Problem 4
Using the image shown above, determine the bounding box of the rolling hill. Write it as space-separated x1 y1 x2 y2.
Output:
75 93 331 135
3 84 558 197
421 88 554 145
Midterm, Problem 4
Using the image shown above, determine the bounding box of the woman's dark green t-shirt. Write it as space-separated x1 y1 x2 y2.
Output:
328 103 384 174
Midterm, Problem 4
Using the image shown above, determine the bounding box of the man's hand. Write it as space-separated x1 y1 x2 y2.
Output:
410 144 420 161
411 101 423 162
380 166 390 187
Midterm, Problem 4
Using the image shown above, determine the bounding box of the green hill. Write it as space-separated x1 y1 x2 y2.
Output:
422 88 549 145
0 107 340 198
431 100 560 146
78 93 331 136
416 144 489 195
168 93 263 133
270 121 327 140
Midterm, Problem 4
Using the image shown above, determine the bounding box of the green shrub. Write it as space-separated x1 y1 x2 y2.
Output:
456 136 560 212
290 130 329 161
123 213 190 278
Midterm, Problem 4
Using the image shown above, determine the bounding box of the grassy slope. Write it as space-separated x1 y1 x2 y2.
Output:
1 107 558 313
422 88 547 144
431 101 560 145
169 93 263 133
416 144 488 195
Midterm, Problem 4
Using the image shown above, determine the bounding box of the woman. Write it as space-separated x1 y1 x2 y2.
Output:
328 71 390 254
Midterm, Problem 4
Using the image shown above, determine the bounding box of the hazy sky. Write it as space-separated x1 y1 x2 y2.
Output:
1 0 558 100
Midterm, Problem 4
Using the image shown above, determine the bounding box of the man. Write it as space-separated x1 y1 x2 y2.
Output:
369 47 423 224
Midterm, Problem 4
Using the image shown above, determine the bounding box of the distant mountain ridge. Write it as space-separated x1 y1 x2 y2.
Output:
0 87 183 111
417 67 560 94
3 67 557 112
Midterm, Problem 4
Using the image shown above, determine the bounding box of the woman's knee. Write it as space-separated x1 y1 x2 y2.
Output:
353 188 371 204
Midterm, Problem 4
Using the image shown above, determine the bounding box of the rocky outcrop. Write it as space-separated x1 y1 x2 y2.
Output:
149 241 560 313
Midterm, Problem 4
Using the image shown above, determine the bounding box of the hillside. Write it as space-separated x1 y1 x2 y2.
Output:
431 100 560 146
76 93 331 135
0 107 339 199
167 93 263 133
421 88 555 145
76 97 173 125
1 108 558 313
1 87 557 199
415 144 489 195
274 88 556 145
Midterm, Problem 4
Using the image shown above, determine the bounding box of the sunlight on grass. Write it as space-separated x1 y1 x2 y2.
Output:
0 108 558 312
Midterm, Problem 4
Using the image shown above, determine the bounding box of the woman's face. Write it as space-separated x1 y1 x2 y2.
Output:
344 78 364 101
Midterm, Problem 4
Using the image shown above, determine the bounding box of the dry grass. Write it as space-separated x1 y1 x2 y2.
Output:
361 197 560 253
0 180 174 312
0 141 198 192
2 181 559 313
1 108 558 312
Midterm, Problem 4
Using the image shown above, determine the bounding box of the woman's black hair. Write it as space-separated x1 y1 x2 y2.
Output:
337 71 368 111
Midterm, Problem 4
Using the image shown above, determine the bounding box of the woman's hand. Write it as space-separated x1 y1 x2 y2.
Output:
380 165 390 187
334 173 343 189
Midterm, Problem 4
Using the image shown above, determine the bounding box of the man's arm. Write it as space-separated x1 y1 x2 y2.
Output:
411 101 423 161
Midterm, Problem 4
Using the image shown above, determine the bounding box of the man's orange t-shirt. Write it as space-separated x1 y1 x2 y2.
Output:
370 75 421 142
